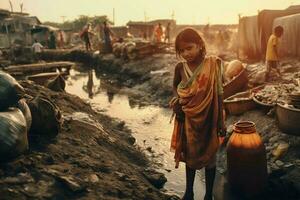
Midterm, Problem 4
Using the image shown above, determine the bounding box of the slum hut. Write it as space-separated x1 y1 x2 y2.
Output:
110 26 129 38
273 13 300 58
237 15 261 60
126 21 154 39
0 9 10 19
31 25 59 47
0 12 41 48
148 19 176 40
258 6 300 58
127 19 175 40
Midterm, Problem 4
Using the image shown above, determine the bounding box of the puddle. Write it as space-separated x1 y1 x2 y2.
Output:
65 68 206 198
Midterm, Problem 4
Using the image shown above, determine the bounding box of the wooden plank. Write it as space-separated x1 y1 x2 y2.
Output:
26 71 68 85
4 61 74 73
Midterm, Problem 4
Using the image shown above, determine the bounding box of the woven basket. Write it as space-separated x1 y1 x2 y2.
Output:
223 67 249 99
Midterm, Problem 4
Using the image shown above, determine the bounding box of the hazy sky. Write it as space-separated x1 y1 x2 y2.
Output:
0 0 298 25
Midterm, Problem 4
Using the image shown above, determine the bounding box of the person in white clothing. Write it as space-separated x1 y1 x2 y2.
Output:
32 39 44 53
32 39 44 60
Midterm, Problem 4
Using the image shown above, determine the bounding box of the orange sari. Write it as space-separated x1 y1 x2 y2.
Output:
170 56 221 169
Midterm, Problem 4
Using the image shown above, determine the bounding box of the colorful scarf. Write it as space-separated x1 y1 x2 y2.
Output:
170 56 221 169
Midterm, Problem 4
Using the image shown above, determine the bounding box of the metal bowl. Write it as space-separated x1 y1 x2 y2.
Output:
276 103 300 136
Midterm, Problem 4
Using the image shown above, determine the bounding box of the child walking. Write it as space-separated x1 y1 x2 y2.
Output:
169 28 225 200
265 25 284 81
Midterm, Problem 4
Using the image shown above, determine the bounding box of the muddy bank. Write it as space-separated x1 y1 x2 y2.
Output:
0 80 178 200
39 51 176 107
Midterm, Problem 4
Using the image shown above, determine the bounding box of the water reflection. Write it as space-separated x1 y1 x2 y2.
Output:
87 70 94 98
65 67 206 198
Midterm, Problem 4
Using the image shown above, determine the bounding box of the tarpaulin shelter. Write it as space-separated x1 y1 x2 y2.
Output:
258 7 300 58
273 13 300 58
237 15 261 59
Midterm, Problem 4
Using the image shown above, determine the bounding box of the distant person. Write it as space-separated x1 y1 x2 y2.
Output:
216 30 225 53
265 25 284 80
48 31 56 49
154 23 163 43
80 23 93 51
58 30 64 49
32 39 44 53
103 21 115 53
143 31 147 40
169 28 225 200
164 22 171 43
31 39 43 60
203 24 210 41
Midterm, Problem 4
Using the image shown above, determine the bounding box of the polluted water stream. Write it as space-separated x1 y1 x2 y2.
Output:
65 67 207 198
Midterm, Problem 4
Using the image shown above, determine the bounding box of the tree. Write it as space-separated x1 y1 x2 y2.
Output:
44 15 113 31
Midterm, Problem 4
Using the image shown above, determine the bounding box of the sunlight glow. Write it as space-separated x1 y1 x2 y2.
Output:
0 0 297 25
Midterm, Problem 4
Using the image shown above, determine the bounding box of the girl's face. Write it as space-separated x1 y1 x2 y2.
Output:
178 42 200 63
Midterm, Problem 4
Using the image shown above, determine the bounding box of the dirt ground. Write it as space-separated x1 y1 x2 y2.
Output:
1 49 299 199
0 81 178 200
68 51 300 199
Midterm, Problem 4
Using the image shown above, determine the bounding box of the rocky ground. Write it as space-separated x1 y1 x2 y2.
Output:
0 81 178 200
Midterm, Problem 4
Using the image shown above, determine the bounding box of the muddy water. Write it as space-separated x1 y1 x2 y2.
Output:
65 68 206 198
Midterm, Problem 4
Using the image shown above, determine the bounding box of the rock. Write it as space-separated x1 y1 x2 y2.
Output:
270 163 280 170
143 169 167 189
165 169 172 173
283 163 294 169
269 135 279 143
266 146 273 151
146 147 153 152
127 135 136 145
117 121 125 129
295 159 300 166
89 174 99 183
115 171 128 181
56 175 86 193
275 160 285 168
272 142 289 159
0 173 34 185
99 163 111 173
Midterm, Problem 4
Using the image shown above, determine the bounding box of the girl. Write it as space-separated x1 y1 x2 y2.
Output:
170 28 225 200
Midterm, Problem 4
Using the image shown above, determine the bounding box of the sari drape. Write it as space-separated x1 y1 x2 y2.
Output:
170 56 221 169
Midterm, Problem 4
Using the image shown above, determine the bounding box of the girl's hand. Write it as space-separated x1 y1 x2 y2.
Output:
173 99 182 114
169 97 185 122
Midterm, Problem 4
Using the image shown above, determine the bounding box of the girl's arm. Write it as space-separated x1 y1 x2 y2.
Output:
173 63 182 97
171 63 185 121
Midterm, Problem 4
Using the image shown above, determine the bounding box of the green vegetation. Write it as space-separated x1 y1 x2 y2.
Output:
44 15 113 31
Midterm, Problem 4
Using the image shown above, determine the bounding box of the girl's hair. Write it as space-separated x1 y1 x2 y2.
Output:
175 27 206 59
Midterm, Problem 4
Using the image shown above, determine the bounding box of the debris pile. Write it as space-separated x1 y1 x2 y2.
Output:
253 83 300 106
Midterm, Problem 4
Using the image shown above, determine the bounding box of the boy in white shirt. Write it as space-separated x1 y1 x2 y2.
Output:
32 39 43 53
